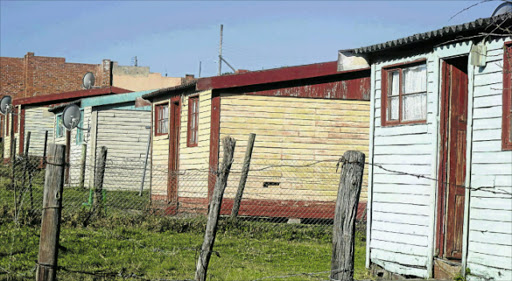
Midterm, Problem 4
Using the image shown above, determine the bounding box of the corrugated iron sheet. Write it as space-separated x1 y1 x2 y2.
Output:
347 12 512 54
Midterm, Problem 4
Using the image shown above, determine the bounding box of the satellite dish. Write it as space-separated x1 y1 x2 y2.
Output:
82 72 95 89
492 1 512 17
62 104 82 130
0 96 12 115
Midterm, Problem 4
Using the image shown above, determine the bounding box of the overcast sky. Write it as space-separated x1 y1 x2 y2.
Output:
0 1 503 78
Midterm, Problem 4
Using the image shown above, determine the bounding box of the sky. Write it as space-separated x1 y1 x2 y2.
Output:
0 1 504 78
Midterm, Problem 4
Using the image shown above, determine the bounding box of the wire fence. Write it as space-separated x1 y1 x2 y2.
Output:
1 138 509 281
0 144 370 281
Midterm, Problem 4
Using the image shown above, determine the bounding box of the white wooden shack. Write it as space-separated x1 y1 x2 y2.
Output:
5 87 130 161
339 13 512 280
48 90 153 192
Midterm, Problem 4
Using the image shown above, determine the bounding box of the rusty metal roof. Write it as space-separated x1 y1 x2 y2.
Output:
348 12 512 54
141 81 197 100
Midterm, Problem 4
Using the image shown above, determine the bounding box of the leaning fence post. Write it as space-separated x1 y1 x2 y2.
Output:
139 126 151 196
93 146 107 216
12 139 17 216
78 143 87 189
195 136 236 281
331 150 365 281
17 132 31 208
36 144 66 281
42 130 48 168
231 133 255 218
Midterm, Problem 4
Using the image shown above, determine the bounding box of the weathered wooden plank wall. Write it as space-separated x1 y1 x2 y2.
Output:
370 51 435 279
93 109 151 191
24 106 55 157
178 90 212 199
218 95 370 209
466 38 512 281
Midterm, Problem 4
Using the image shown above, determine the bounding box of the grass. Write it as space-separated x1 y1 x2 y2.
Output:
1 214 371 280
0 161 372 281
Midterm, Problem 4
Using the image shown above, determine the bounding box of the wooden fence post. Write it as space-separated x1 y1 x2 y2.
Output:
93 146 107 216
17 132 31 208
36 144 66 281
78 143 87 189
12 139 17 214
42 130 48 168
231 133 255 218
331 150 365 281
195 136 236 281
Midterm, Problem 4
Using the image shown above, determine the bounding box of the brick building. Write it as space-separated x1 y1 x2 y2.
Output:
0 52 112 100
0 52 189 100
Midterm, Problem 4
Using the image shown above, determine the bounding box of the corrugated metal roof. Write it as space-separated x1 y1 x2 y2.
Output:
348 12 512 54
141 81 197 100
48 89 158 112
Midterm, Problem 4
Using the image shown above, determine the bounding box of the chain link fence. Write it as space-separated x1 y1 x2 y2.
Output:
0 141 369 281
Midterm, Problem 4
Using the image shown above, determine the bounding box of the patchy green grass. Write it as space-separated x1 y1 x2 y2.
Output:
0 164 372 281
0 213 371 281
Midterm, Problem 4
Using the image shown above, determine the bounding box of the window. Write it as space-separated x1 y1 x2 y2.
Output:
503 43 512 150
56 114 63 138
155 103 169 136
76 110 84 144
381 61 427 126
187 96 199 147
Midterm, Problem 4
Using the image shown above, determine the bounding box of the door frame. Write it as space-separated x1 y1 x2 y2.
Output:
167 96 181 204
435 56 471 262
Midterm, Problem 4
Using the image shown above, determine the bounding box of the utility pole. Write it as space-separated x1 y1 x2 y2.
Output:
218 24 223 76
199 61 202 78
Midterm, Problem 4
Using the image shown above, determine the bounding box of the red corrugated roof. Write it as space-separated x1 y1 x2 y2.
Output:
13 87 131 106
197 61 341 90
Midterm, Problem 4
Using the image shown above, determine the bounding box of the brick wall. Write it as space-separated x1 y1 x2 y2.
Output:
0 52 111 99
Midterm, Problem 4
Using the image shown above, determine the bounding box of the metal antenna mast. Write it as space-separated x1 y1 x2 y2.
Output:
218 24 236 75
218 25 223 75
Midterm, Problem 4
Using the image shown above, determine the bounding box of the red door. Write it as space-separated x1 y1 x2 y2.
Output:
167 97 181 206
437 57 468 260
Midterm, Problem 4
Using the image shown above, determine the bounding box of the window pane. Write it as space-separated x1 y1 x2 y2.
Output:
388 97 399 120
162 119 168 133
402 93 427 121
403 64 427 94
389 71 400 97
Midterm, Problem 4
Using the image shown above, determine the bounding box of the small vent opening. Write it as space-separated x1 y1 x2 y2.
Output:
263 182 280 188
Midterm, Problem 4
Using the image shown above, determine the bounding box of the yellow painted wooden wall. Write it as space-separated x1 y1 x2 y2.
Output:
151 99 170 196
150 90 212 198
218 95 369 203
178 90 212 198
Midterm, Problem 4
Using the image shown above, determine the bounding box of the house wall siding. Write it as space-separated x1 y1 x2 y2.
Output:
151 100 170 196
178 90 212 198
23 106 54 157
370 52 436 279
218 94 370 203
94 108 151 191
466 38 512 281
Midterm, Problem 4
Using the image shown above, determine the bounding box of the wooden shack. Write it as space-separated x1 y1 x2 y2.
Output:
4 87 130 162
48 90 153 191
345 13 512 280
142 61 371 220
